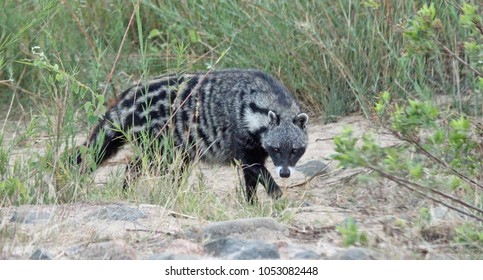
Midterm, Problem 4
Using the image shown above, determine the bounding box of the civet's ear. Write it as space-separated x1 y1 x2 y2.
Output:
268 111 280 127
294 113 308 129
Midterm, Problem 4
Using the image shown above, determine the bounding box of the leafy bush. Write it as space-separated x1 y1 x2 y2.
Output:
332 2 482 245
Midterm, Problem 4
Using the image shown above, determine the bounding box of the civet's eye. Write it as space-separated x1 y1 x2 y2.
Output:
273 147 280 153
291 149 297 154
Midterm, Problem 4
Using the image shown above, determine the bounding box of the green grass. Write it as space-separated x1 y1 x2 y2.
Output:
0 0 481 221
2 1 481 116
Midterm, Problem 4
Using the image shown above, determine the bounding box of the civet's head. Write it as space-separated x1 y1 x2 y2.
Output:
262 111 308 178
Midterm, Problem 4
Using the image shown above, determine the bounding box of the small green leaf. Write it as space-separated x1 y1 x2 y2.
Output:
451 116 470 131
450 176 462 190
431 129 444 144
84 101 92 113
87 115 99 125
72 82 80 94
419 207 431 224
55 73 63 82
374 101 384 114
381 91 390 103
363 0 380 9
188 29 200 43
97 95 105 106
148 28 161 39
460 3 480 28
409 163 423 179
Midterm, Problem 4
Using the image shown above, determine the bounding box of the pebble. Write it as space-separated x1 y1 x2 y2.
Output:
329 248 376 260
66 240 137 260
147 253 203 260
203 217 288 241
30 249 52 260
292 250 321 260
10 210 53 224
161 239 204 256
294 160 329 177
204 238 280 260
88 204 146 221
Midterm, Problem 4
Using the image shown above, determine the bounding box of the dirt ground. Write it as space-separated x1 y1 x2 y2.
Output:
0 115 477 259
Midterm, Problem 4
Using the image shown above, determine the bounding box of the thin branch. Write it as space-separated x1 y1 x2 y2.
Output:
102 0 142 99
409 139 483 191
315 137 334 142
393 132 483 190
472 19 483 36
385 125 483 192
367 163 483 222
77 0 141 172
1 90 15 133
439 42 482 77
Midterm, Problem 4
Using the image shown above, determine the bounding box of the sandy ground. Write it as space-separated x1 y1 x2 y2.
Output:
0 115 474 259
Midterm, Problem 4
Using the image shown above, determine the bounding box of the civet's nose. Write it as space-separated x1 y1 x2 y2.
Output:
279 168 291 178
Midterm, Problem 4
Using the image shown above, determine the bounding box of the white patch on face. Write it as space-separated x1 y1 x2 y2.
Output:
244 110 268 133
275 166 283 178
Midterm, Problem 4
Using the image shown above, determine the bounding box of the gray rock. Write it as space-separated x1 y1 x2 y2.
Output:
291 205 349 230
203 218 288 241
204 238 280 260
426 253 455 260
162 239 204 256
30 249 52 260
294 160 329 177
67 240 137 260
278 243 321 260
292 250 321 260
182 226 203 241
10 210 53 224
88 205 146 221
429 206 459 226
329 248 376 260
204 238 226 255
300 200 312 207
147 253 203 260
